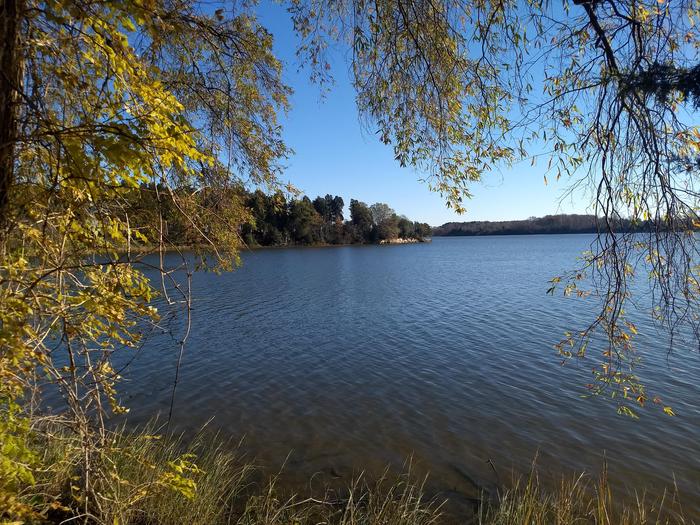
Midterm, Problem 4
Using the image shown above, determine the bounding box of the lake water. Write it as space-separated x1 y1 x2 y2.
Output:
117 235 700 518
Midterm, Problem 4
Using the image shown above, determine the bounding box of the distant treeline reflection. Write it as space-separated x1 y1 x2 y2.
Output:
128 185 432 247
432 214 695 236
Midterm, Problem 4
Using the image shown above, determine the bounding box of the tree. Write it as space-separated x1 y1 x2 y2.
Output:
312 194 331 239
414 222 432 239
369 202 395 225
312 195 330 221
330 195 345 223
349 199 374 241
244 190 290 245
289 196 322 244
0 0 289 516
398 216 414 238
311 194 346 241
376 214 400 241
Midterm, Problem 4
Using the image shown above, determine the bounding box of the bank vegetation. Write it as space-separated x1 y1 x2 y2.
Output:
9 422 692 525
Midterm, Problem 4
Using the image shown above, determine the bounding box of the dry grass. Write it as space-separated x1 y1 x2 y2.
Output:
477 461 690 525
20 422 442 525
14 423 694 525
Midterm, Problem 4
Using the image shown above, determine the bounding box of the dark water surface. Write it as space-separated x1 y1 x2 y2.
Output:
119 235 700 516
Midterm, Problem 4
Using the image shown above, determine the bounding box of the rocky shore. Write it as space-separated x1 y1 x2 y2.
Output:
379 237 431 245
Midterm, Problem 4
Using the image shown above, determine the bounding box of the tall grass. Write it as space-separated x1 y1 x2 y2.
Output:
19 422 442 525
478 461 690 525
12 422 694 524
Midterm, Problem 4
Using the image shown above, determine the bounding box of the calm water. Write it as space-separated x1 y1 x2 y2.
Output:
117 235 700 517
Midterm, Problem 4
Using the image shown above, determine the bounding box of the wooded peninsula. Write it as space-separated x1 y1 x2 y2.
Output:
128 185 432 247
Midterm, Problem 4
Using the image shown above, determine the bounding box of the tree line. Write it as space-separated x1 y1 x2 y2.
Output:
127 185 432 247
432 214 698 237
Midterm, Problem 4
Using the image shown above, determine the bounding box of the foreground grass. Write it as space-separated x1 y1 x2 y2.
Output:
477 467 690 525
10 423 693 524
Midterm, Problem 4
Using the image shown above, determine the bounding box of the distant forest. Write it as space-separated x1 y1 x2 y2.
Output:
127 185 432 247
432 214 687 236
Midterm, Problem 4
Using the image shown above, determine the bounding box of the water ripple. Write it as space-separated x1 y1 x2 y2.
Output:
117 236 700 517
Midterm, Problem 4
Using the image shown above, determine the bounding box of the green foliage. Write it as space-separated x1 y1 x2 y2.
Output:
0 399 37 520
350 199 375 240
375 215 400 242
289 196 323 244
369 203 394 225
235 192 430 247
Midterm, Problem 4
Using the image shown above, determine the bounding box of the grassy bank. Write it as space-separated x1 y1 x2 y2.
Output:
9 423 692 525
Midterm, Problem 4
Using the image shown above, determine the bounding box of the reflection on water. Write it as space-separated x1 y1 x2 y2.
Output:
109 235 699 517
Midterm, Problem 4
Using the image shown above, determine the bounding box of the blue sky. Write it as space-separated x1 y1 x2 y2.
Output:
256 2 590 226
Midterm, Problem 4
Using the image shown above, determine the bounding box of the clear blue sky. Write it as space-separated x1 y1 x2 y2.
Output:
256 3 590 226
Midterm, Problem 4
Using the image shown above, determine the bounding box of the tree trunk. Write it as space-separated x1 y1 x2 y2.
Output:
0 0 21 226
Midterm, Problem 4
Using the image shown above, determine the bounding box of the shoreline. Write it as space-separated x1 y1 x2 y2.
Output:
121 237 432 256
